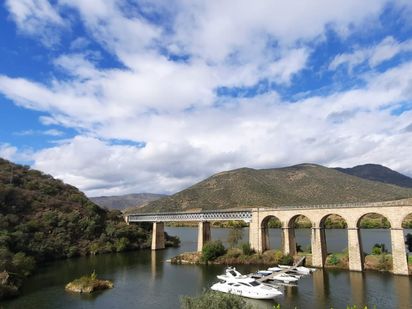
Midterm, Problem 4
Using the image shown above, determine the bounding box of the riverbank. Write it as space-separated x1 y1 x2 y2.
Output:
170 249 412 274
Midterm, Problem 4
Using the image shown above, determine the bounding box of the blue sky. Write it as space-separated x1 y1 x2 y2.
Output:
1 0 412 196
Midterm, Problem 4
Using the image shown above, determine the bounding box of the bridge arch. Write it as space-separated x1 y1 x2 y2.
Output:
402 214 412 257
319 214 348 267
260 215 282 252
356 212 392 229
286 214 312 256
356 212 392 271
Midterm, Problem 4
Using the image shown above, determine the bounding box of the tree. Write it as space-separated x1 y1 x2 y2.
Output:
227 227 242 248
405 233 412 252
201 240 226 262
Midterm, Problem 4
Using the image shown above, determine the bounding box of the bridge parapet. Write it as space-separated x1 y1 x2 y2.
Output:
127 210 252 223
256 198 412 211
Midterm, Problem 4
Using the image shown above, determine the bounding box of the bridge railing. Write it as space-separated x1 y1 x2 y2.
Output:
127 210 252 223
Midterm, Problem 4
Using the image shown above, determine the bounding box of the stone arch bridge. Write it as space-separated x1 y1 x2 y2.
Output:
125 198 412 275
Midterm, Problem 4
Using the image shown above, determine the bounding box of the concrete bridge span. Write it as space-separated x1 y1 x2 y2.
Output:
125 198 412 275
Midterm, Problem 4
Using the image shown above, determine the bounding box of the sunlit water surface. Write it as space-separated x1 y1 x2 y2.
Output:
3 228 412 309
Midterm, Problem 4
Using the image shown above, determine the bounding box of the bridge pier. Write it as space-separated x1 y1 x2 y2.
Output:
249 210 262 252
151 222 165 250
391 228 409 275
311 225 326 268
197 221 211 252
347 227 363 272
282 227 296 256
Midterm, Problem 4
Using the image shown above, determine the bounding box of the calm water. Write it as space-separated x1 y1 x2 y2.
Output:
3 228 412 309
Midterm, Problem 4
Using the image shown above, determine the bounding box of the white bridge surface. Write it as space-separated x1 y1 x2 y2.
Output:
127 210 252 222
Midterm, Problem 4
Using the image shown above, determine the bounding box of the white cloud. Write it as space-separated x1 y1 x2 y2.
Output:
0 144 18 161
2 0 412 196
5 0 66 46
329 36 412 71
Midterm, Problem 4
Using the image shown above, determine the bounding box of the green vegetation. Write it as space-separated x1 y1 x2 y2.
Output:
201 240 226 262
140 163 412 213
227 227 243 248
181 291 374 309
406 233 412 252
0 158 179 299
359 216 390 229
240 242 254 256
65 271 113 293
180 291 253 309
371 244 388 255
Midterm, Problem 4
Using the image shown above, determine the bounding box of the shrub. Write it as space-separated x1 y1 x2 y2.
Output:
371 243 387 255
180 291 253 309
240 242 254 256
201 241 226 262
227 227 243 248
328 254 340 266
377 254 392 271
279 254 293 265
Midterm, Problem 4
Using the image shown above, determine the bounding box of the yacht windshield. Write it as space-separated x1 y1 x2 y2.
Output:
249 281 260 286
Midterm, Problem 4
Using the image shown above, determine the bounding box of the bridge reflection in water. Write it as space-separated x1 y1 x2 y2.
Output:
127 198 412 275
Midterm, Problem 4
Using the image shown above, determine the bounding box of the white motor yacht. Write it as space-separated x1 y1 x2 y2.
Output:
217 267 248 281
211 277 283 299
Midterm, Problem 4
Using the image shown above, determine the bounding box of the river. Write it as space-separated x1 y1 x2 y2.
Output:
3 228 412 309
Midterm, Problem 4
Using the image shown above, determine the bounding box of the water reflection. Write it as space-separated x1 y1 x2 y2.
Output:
349 271 366 306
313 270 330 308
4 227 412 309
394 275 411 309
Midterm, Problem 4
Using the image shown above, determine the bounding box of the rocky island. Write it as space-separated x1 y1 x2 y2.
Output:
65 272 113 294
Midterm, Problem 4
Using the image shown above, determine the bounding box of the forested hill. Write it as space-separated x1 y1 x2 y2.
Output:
91 193 166 211
140 163 412 213
0 158 155 299
335 164 412 188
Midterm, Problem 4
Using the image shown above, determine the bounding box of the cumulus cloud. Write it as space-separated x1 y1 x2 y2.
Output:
2 0 412 195
0 144 17 161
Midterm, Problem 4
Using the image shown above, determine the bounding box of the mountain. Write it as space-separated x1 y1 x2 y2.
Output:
139 163 412 213
0 158 153 299
90 193 166 211
334 164 412 188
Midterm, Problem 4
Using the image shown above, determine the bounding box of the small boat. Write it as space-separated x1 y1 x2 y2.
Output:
211 277 282 299
278 265 316 275
270 273 299 284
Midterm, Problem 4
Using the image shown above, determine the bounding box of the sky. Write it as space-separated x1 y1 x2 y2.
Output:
1 0 412 197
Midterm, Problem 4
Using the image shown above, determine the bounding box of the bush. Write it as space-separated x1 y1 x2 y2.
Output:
371 243 387 255
180 291 253 309
240 243 254 256
279 254 293 265
201 241 226 262
377 254 392 271
328 254 340 266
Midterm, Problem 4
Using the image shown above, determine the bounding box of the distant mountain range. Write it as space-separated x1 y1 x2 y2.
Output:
137 163 412 213
90 193 166 210
334 164 412 188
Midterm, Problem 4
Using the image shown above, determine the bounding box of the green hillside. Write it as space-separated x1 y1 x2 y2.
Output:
140 163 412 213
335 164 412 188
0 158 176 299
